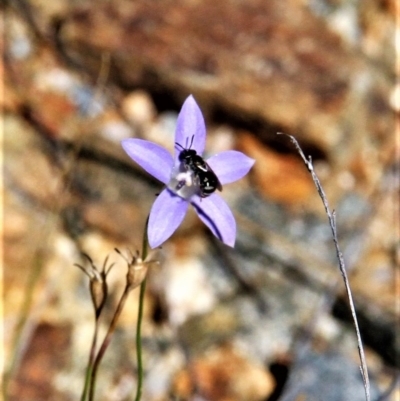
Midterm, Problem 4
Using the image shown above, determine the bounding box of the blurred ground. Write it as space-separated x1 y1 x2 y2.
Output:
3 0 398 401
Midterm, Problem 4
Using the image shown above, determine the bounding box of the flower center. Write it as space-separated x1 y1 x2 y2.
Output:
167 164 200 200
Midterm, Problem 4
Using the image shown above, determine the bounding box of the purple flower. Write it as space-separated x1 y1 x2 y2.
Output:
121 95 255 248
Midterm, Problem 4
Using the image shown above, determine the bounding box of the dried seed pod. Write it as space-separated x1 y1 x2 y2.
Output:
115 248 161 291
75 254 114 318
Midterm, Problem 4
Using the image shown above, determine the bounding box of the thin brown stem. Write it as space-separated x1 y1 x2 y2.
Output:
279 132 371 401
80 316 100 401
88 287 131 401
134 217 149 401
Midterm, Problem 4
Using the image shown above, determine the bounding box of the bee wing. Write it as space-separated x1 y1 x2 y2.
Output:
204 161 223 192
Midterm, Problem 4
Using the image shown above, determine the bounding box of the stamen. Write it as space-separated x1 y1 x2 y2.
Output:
168 164 200 200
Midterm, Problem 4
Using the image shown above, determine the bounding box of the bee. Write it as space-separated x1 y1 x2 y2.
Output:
175 138 222 198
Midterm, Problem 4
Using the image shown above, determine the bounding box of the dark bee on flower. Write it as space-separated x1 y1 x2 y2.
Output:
176 137 222 198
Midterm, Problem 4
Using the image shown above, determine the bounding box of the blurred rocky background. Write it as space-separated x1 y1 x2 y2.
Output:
3 0 398 400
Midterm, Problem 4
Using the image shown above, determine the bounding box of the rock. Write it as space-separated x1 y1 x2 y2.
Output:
173 343 275 401
57 0 392 168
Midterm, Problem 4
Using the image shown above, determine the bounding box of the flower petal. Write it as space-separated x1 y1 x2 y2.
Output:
191 194 236 247
206 151 255 185
148 189 189 248
174 95 206 160
122 139 174 184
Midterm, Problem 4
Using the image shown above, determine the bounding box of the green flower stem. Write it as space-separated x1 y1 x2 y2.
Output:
134 218 149 401
134 279 147 401
80 318 99 401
